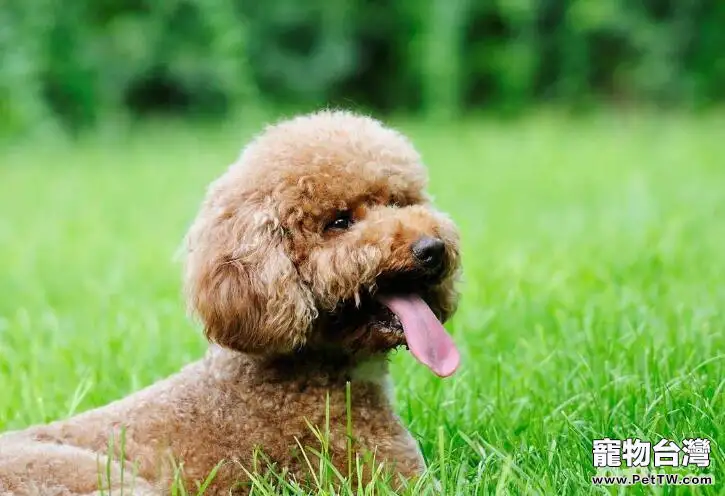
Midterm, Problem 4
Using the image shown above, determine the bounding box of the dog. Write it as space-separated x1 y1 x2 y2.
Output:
0 110 462 494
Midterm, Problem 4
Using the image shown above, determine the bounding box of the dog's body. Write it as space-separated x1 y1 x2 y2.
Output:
0 111 461 495
1 349 423 494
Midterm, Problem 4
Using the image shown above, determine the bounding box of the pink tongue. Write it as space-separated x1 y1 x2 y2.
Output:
378 294 460 377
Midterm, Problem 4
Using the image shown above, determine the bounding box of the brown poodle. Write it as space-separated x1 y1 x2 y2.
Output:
0 110 462 495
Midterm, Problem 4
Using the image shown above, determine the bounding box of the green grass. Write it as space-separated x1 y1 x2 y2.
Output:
0 112 723 494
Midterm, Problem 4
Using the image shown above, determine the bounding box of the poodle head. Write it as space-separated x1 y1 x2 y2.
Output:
184 110 461 375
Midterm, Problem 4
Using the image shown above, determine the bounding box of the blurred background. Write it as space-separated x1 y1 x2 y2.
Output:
2 0 725 136
2 3 725 490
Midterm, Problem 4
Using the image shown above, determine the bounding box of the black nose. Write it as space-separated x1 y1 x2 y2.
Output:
411 236 445 270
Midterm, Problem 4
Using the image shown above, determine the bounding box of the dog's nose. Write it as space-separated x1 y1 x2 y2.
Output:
411 236 445 270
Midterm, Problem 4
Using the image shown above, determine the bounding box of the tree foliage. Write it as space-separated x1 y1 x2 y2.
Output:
2 0 724 134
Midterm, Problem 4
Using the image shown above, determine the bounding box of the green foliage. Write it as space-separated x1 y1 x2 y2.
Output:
1 1 725 134
0 0 258 135
0 113 723 493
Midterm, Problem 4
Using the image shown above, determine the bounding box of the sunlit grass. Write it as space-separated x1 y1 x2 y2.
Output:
1 112 723 494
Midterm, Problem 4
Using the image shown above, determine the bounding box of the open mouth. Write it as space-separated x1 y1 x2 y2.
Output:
375 293 459 378
331 272 460 378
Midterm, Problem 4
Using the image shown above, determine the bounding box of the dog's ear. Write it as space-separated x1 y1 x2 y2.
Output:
184 199 316 355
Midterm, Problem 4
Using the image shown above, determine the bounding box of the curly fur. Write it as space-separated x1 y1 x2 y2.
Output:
0 110 461 495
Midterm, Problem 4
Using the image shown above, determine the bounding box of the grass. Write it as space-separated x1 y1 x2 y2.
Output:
0 112 723 494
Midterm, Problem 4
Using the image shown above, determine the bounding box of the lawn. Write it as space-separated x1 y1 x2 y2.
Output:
0 112 723 494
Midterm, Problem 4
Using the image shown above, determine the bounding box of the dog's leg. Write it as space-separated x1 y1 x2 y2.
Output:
0 441 157 495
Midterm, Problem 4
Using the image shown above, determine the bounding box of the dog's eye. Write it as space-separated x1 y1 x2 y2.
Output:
325 211 354 231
